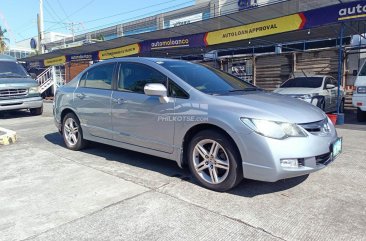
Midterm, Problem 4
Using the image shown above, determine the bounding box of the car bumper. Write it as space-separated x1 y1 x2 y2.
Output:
352 94 366 111
0 97 43 111
233 125 339 182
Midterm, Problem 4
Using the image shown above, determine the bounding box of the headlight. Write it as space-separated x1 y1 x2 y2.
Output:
29 86 39 94
241 118 307 139
357 86 366 94
302 93 319 99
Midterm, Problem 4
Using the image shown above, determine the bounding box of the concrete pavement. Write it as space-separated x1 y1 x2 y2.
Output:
0 103 365 241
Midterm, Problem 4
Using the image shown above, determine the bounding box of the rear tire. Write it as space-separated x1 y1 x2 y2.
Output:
357 108 366 122
62 113 87 150
30 106 43 116
188 129 243 192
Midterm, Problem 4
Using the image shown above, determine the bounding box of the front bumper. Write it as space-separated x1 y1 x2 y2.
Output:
233 124 339 182
0 97 43 111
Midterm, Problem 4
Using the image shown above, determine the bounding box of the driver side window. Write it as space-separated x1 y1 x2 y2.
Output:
118 63 167 93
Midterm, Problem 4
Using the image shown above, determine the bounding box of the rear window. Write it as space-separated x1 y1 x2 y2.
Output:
280 77 323 88
0 61 29 78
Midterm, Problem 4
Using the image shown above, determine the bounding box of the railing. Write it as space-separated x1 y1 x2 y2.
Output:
36 66 65 94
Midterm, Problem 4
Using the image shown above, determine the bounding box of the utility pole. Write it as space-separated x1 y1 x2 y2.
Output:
37 0 44 53
67 22 82 42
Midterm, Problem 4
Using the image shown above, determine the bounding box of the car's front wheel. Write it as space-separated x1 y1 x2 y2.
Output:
62 113 87 150
188 130 243 192
30 106 43 116
357 108 366 122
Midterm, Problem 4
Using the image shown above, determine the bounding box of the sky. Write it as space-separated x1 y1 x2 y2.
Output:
0 0 195 45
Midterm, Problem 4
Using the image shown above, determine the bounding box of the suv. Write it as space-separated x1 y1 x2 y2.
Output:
0 55 43 115
273 75 344 113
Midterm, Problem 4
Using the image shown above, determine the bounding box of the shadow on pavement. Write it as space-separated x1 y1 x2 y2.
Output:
0 109 34 119
336 109 366 131
44 132 308 197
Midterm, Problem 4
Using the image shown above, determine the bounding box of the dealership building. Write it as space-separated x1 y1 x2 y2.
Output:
21 0 366 108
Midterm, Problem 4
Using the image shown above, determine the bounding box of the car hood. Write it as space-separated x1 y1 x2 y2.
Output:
211 92 325 124
273 87 318 95
0 77 38 88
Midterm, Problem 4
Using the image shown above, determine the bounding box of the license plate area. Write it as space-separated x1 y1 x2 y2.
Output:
331 137 342 160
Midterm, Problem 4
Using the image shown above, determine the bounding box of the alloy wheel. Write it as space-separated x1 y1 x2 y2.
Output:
63 118 79 146
192 139 230 184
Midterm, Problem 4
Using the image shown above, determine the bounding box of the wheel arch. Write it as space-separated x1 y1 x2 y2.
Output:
180 123 242 168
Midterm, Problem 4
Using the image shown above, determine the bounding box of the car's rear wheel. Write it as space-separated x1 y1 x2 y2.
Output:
188 130 243 192
30 106 43 116
357 108 366 122
62 113 87 150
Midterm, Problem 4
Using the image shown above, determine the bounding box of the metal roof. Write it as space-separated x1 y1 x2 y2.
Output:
20 0 365 62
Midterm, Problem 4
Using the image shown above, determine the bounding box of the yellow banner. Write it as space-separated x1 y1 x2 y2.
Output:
205 14 305 46
44 56 66 66
99 44 140 60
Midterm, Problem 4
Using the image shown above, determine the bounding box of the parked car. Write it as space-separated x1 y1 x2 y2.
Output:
0 54 43 115
273 75 345 113
54 58 341 191
352 61 366 121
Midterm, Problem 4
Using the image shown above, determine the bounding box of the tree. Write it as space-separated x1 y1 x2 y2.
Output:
0 26 9 53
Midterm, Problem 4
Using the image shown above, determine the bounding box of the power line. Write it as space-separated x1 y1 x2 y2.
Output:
56 0 70 21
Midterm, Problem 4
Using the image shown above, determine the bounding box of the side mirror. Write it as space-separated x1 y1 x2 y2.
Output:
326 84 335 89
30 73 37 79
353 70 358 76
144 83 169 103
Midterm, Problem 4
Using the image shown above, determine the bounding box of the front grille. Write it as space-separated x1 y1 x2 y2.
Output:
0 89 28 99
298 118 330 135
316 152 332 165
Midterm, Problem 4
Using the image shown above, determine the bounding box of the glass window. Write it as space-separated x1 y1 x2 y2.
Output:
359 62 366 76
118 63 167 93
0 61 29 78
82 63 114 89
160 61 255 94
168 80 189 98
280 77 323 88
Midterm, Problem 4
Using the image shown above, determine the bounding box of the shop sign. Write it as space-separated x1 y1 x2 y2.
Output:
44 56 66 66
169 13 203 27
67 53 98 62
98 44 140 60
204 14 305 46
141 34 205 52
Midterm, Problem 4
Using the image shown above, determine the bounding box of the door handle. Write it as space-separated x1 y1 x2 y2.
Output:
76 93 86 99
112 98 125 104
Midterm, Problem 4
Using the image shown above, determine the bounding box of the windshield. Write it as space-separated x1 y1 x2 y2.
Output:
159 61 256 94
280 77 323 88
0 61 29 78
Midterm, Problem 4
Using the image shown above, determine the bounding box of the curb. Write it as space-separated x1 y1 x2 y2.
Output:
0 128 17 145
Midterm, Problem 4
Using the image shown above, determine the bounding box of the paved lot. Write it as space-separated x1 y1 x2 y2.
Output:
0 103 365 241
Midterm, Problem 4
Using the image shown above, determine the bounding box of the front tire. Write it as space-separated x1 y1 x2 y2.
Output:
357 108 366 122
30 106 43 116
62 113 87 150
188 129 243 192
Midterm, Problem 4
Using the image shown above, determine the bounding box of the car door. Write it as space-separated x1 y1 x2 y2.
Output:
73 63 115 140
111 62 175 153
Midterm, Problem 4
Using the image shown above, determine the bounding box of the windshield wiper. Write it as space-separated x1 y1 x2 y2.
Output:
229 87 259 92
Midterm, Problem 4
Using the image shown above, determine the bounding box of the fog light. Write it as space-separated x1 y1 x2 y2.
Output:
280 159 299 168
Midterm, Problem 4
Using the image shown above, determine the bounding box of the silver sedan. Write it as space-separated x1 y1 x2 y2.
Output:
54 58 341 191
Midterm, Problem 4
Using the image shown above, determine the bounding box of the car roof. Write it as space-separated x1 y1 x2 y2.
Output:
98 57 185 65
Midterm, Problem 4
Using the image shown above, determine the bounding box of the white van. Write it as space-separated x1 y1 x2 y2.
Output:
352 61 366 121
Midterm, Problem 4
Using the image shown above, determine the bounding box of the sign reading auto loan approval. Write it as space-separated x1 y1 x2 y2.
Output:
98 44 140 60
204 14 305 46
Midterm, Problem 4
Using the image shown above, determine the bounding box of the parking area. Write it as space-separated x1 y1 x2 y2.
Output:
0 102 365 241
